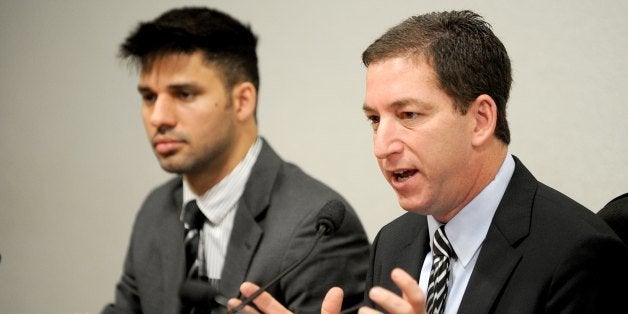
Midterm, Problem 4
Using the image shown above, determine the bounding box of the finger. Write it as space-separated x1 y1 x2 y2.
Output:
228 297 259 314
368 286 414 314
390 268 425 313
240 281 261 296
321 287 343 314
357 306 383 314
228 285 261 314
238 282 293 314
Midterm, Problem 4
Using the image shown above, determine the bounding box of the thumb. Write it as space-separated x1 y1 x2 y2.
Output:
321 287 344 314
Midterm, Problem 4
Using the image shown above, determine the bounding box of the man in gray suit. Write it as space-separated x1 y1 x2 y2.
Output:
230 10 628 314
103 7 370 313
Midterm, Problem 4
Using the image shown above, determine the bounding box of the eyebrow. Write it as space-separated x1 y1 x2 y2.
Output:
363 98 430 112
137 86 153 94
137 83 200 94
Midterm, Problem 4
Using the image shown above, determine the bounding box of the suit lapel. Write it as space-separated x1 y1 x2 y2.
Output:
377 214 429 295
458 157 537 313
397 216 430 281
456 226 522 313
220 139 282 298
160 181 186 312
220 201 264 298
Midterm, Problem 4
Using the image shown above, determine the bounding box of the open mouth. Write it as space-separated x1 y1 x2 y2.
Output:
393 170 417 182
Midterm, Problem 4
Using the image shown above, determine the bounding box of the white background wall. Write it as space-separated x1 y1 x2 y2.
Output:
1 1 626 312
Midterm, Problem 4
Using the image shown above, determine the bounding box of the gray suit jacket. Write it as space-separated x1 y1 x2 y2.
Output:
366 157 628 313
104 140 370 313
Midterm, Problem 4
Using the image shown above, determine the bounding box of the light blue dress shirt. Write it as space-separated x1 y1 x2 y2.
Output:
418 154 515 314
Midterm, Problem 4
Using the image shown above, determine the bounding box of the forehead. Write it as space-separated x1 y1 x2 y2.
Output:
138 52 224 87
364 56 450 109
366 55 438 85
140 52 203 75
140 49 208 70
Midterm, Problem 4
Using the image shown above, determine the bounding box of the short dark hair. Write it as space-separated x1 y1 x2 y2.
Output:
362 10 511 144
119 7 259 92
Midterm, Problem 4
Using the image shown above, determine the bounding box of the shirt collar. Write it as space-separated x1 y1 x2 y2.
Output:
182 137 262 225
427 153 515 267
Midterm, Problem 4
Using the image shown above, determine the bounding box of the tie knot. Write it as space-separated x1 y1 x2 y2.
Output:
183 200 206 230
432 225 456 258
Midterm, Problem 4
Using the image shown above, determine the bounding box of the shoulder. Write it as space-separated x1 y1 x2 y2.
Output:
133 176 182 225
264 155 368 245
498 158 623 268
257 141 353 217
531 182 616 241
530 187 628 310
248 140 347 211
267 160 360 230
507 157 615 241
512 178 626 277
276 161 341 201
142 177 181 203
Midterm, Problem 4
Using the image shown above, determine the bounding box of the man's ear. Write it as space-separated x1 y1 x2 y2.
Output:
470 94 498 147
231 82 257 121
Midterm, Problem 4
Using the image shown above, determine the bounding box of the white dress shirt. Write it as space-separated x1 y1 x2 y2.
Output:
182 138 262 280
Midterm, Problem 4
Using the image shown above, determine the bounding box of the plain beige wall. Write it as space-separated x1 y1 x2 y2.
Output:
1 0 627 312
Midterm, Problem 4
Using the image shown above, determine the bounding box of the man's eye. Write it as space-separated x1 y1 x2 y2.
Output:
141 94 157 103
178 91 194 100
366 115 380 124
366 115 380 130
401 112 419 119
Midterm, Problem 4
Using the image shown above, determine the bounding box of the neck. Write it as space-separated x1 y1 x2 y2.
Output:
434 141 508 223
185 130 258 196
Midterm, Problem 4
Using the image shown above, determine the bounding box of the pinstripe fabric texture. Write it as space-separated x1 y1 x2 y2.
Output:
181 138 262 281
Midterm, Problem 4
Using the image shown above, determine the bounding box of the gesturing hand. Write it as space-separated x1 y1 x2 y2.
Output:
360 268 426 314
227 268 425 314
227 282 344 314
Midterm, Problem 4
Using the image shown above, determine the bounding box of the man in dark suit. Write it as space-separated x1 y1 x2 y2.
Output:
230 10 628 314
103 7 370 313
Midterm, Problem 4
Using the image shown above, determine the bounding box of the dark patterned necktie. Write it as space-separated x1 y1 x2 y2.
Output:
183 200 206 279
426 225 456 314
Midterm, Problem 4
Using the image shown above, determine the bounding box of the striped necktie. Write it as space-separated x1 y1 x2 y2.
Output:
183 200 207 280
426 225 456 314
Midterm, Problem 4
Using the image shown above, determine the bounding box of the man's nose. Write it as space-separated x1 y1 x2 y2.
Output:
149 96 177 130
373 119 403 160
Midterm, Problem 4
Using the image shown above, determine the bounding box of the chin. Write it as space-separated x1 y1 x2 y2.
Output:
398 201 425 214
397 196 432 215
158 161 188 174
